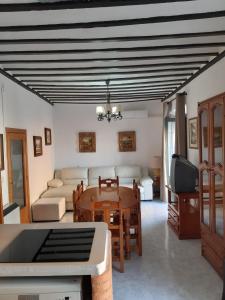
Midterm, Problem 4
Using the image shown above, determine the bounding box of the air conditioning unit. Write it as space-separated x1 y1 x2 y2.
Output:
122 110 148 119
0 277 82 300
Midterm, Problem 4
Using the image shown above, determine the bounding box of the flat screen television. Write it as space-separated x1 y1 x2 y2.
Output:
169 154 198 193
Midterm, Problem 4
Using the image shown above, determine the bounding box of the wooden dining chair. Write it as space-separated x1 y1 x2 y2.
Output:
91 199 124 273
128 180 142 256
73 181 84 222
98 176 119 188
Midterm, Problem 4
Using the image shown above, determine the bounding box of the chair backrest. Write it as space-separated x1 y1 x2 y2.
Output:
91 199 122 227
73 181 84 221
99 176 119 188
133 179 141 208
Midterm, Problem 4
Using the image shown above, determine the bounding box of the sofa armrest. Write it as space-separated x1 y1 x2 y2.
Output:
140 176 153 186
140 176 153 200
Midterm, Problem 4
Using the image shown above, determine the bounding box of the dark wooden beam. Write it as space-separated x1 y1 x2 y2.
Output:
0 11 224 31
0 53 217 64
5 61 208 72
13 67 199 77
0 44 223 55
37 88 174 94
52 98 162 104
41 92 168 98
22 73 191 83
0 1 194 12
0 68 52 105
0 30 224 45
163 50 225 101
28 79 184 87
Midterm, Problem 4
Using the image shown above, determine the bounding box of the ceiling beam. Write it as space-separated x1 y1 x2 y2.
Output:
13 67 199 77
32 85 178 92
36 87 174 93
0 68 52 105
21 73 191 83
163 50 225 101
0 53 217 64
0 11 224 32
0 30 224 45
0 1 193 12
28 79 184 87
51 98 162 104
0 43 223 56
40 92 168 98
4 61 207 72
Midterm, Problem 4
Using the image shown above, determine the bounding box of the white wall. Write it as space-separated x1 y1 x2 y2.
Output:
53 101 163 171
168 55 225 167
0 74 55 208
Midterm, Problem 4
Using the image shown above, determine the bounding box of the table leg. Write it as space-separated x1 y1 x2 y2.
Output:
124 210 131 260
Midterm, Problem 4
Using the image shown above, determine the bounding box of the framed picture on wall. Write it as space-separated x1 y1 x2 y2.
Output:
79 132 96 152
33 136 43 157
188 117 198 149
0 134 4 170
44 128 52 145
118 131 136 152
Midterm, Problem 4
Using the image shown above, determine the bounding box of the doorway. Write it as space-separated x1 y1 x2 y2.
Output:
6 128 30 223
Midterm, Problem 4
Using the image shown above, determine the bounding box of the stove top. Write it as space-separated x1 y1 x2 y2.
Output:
0 228 95 263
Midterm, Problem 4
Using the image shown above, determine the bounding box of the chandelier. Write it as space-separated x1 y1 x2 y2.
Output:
96 80 123 122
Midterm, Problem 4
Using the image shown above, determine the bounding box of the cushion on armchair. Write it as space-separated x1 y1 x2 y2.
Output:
47 178 63 188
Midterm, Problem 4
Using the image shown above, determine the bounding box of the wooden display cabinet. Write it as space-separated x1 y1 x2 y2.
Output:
198 92 225 277
166 185 200 239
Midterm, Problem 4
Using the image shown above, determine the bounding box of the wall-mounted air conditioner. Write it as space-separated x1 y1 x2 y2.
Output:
122 110 149 119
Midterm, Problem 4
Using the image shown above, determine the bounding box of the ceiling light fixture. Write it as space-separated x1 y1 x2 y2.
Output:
96 79 123 122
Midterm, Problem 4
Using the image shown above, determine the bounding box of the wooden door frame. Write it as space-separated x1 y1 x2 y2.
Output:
0 172 3 224
6 128 30 223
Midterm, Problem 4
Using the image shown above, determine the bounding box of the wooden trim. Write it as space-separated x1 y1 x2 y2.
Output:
0 53 217 64
163 50 225 101
0 11 224 32
0 173 3 224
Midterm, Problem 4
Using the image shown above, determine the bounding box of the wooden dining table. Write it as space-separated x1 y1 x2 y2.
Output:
79 186 137 258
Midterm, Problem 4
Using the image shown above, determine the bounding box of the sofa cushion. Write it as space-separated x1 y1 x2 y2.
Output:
89 166 116 186
41 185 75 210
61 167 88 186
47 178 63 188
115 165 141 184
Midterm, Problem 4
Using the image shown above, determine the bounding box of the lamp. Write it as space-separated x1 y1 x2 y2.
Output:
151 156 161 177
96 80 123 122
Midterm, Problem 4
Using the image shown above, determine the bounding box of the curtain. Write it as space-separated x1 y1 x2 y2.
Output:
175 93 187 157
160 102 171 202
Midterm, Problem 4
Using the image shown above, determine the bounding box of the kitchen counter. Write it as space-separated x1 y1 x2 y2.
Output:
0 222 109 277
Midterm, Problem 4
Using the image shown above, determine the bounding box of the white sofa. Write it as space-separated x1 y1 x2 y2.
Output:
41 165 153 210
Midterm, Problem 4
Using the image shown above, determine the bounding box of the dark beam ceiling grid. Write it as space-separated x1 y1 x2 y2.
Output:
0 1 224 105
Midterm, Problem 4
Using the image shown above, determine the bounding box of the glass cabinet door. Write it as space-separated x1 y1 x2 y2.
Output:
201 170 210 226
212 104 224 237
199 109 210 226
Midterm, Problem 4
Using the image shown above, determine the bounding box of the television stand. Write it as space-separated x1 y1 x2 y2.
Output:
166 185 200 239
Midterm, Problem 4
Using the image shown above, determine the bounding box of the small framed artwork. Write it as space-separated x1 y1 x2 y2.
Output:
44 128 52 145
188 117 198 149
118 131 136 152
79 132 96 152
0 134 4 170
203 127 222 148
33 136 43 157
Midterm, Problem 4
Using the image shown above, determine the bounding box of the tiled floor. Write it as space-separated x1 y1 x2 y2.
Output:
62 201 223 300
